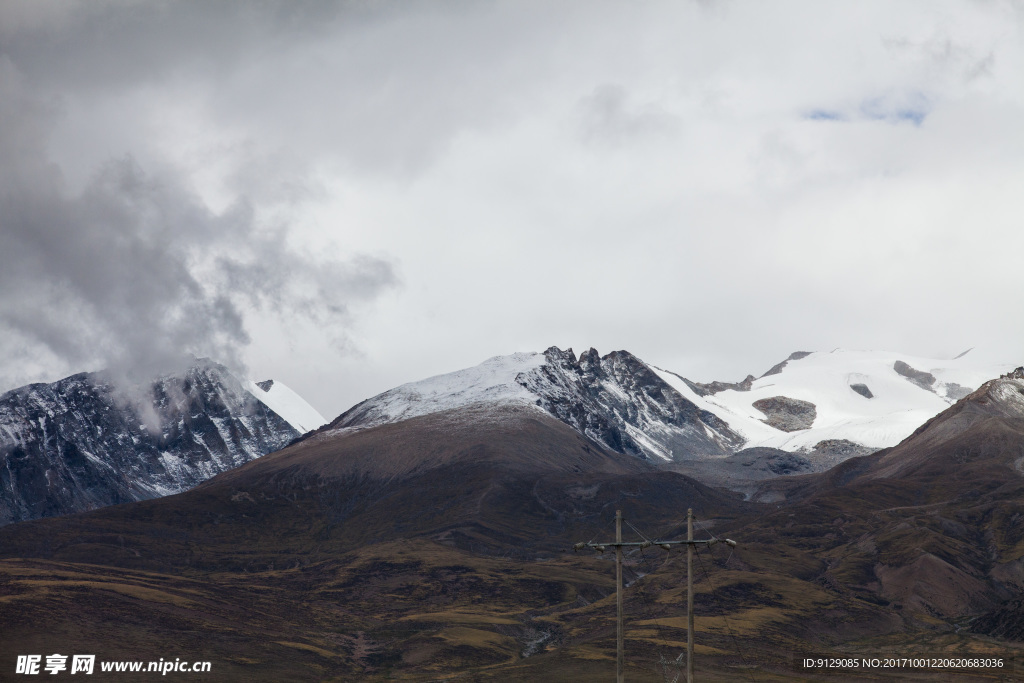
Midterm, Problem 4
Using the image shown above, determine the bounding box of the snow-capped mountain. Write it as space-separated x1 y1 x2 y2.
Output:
333 346 744 461
330 346 1015 470
860 365 1024 482
0 360 326 525
653 348 1014 457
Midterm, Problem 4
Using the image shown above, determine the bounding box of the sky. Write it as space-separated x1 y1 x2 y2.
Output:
1 0 1022 419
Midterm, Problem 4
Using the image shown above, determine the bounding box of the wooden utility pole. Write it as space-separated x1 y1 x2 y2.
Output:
616 510 624 683
573 510 736 682
687 508 694 683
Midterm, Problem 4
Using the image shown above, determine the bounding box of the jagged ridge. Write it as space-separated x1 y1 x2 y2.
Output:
0 360 301 525
331 346 744 463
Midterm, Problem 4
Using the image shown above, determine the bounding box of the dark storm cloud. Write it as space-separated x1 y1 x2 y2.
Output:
0 54 395 385
0 1 348 88
0 0 530 179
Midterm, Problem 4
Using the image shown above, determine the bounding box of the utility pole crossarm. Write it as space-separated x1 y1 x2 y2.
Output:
571 510 739 683
572 538 736 551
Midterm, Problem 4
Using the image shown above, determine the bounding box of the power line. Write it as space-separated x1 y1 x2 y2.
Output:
632 544 684 683
694 548 757 683
572 509 736 683
690 514 758 681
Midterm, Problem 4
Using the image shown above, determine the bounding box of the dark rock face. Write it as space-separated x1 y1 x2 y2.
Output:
0 361 299 526
734 448 814 476
894 360 936 390
669 446 816 493
681 351 812 397
683 374 756 397
850 383 873 399
761 351 813 378
810 439 874 460
762 453 812 475
514 347 745 461
752 396 816 432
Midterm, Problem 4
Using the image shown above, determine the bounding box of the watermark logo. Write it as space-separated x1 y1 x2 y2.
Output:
15 654 208 675
71 657 95 675
15 656 40 675
17 655 93 675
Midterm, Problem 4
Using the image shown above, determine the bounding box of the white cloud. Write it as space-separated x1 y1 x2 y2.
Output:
1 0 1022 416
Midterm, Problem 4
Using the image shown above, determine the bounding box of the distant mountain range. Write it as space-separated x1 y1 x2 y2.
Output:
329 346 1014 478
3 358 1024 678
0 359 325 525
1 345 1014 525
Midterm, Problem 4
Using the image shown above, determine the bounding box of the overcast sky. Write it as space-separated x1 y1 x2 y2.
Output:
1 0 1022 418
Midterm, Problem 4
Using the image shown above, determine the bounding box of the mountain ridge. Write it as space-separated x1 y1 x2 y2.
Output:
5 356 1024 679
0 359 325 525
327 346 1015 476
331 346 744 463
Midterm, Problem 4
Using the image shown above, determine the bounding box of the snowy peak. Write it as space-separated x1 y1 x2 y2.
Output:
332 346 743 463
332 351 547 431
653 348 1017 457
855 367 1024 482
0 360 315 525
520 347 743 460
969 367 1024 421
329 345 1017 473
247 378 326 433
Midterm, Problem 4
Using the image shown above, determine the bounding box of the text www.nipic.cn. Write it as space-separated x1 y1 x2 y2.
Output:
16 655 212 675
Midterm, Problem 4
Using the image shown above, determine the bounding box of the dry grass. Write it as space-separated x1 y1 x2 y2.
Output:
4 403 1024 680
398 611 522 625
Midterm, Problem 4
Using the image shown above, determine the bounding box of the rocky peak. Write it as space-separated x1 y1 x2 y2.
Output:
521 347 745 461
0 361 301 526
1002 367 1024 381
332 346 746 464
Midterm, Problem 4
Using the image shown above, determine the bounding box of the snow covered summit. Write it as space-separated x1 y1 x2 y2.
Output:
330 352 547 430
332 347 743 461
0 360 327 526
652 348 1015 454
329 346 1016 469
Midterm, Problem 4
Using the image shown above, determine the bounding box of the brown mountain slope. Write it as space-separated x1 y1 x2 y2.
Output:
734 373 1024 627
862 374 1024 484
0 405 746 567
0 406 769 681
5 387 1024 680
215 401 650 484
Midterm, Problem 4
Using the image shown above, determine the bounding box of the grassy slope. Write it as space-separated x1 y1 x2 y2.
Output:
4 401 1024 681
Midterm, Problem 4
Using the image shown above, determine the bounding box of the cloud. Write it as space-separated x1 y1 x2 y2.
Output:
1 0 1023 418
577 84 680 145
0 55 396 388
882 30 998 85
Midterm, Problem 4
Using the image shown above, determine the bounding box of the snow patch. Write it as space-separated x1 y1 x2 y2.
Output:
335 352 546 430
247 380 327 433
656 349 1015 452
